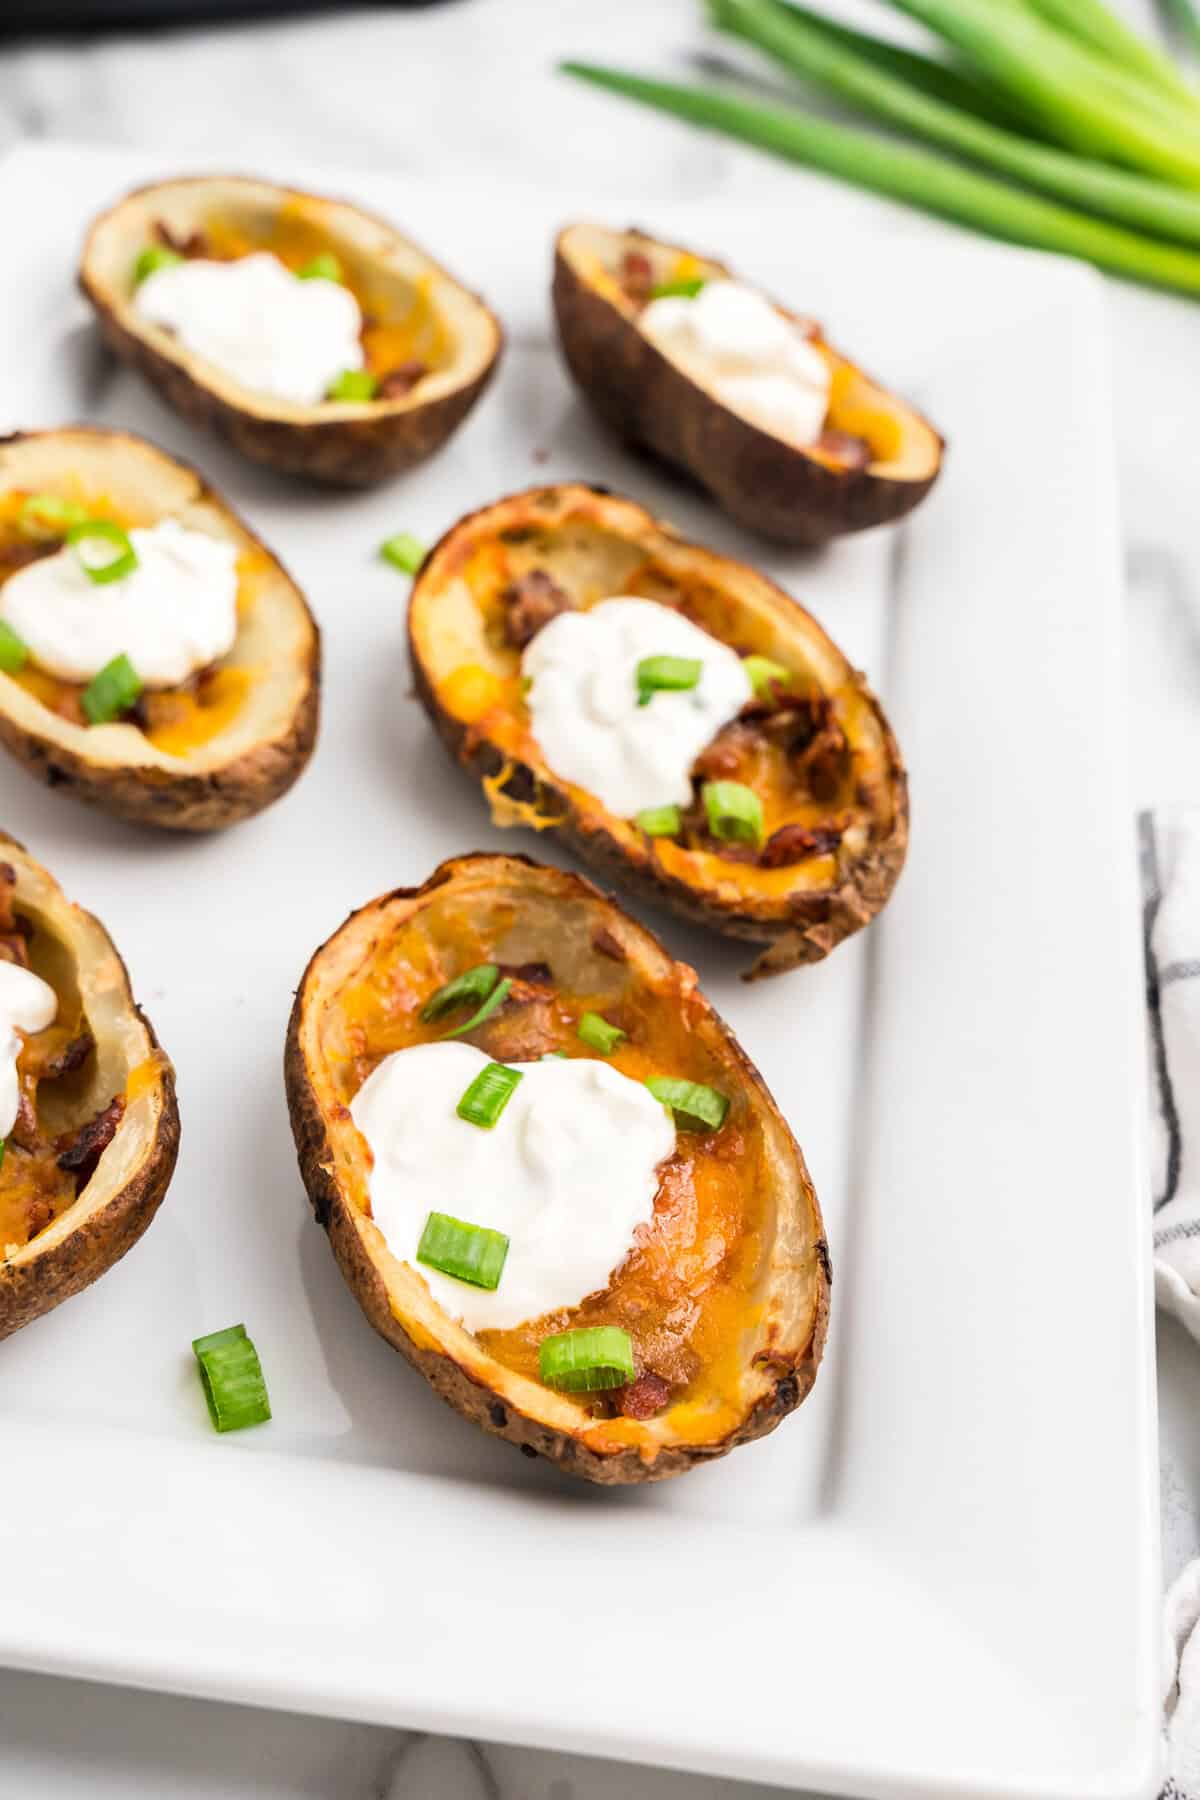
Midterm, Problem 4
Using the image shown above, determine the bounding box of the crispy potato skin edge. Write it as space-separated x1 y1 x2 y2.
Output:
283 853 830 1485
552 237 942 546
0 838 181 1341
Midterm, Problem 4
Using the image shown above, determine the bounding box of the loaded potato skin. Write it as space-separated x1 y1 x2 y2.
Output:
284 853 829 1485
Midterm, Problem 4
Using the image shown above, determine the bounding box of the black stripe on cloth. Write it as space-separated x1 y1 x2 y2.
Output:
1140 811 1183 1213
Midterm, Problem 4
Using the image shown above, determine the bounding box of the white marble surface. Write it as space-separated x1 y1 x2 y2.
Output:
0 1 1196 1794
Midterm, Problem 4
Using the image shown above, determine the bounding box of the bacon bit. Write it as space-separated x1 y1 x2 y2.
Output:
24 1195 55 1240
592 926 627 963
817 427 872 471
0 537 56 580
500 569 572 650
39 1030 95 1081
620 248 654 305
618 1371 673 1420
57 1096 125 1188
501 961 553 987
692 721 759 782
154 220 208 258
759 823 843 869
376 359 427 401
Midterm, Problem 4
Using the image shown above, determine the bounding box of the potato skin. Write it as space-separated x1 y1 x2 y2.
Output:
0 836 180 1341
284 853 830 1485
552 227 943 546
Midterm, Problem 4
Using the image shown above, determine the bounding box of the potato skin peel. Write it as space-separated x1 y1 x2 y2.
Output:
552 223 943 546
284 853 830 1485
0 428 320 832
408 483 909 980
79 176 503 486
0 835 180 1341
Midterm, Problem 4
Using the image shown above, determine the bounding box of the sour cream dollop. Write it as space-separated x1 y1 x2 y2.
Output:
0 961 57 1140
135 251 364 407
522 596 752 818
0 520 239 689
640 280 832 449
351 1041 675 1333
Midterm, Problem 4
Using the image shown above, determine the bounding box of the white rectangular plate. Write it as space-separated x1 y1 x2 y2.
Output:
0 142 1157 1800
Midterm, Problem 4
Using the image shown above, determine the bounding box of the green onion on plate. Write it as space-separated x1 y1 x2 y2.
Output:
82 654 142 726
647 1075 730 1131
192 1323 272 1433
456 1060 523 1128
297 253 343 282
417 1211 509 1289
636 804 683 837
539 1325 636 1391
704 779 763 847
443 975 514 1041
133 245 184 285
380 531 427 575
327 369 378 403
19 494 90 540
421 963 500 1023
636 653 703 707
67 520 138 586
577 1012 626 1054
650 275 707 298
0 623 28 675
742 653 793 699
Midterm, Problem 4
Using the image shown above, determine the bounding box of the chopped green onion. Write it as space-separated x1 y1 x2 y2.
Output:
742 653 793 698
443 976 514 1041
380 531 427 574
539 1325 636 1391
0 1138 6 1170
0 623 28 675
82 654 142 725
649 276 707 298
67 520 138 586
327 369 378 402
192 1323 272 1433
421 963 499 1023
19 493 90 540
133 245 184 285
297 253 343 282
646 1075 730 1132
577 1012 626 1054
704 779 764 847
636 804 682 838
417 1211 509 1289
636 654 703 707
456 1060 523 1128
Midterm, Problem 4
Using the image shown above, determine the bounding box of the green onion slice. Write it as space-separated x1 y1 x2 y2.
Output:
539 1325 636 1391
0 1137 6 1170
636 653 703 707
19 493 90 540
192 1323 272 1433
327 368 378 402
82 653 143 726
421 963 499 1023
443 975 514 1041
703 779 764 847
297 253 343 282
133 245 184 285
577 1012 626 1054
646 1075 730 1132
742 654 793 699
380 531 427 574
417 1211 510 1289
636 804 682 838
0 623 28 675
456 1060 523 1128
67 519 138 586
649 276 707 299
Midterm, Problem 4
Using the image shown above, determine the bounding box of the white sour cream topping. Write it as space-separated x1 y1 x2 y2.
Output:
640 280 832 448
134 252 364 407
351 1041 675 1333
0 961 57 1140
0 520 239 688
523 596 752 818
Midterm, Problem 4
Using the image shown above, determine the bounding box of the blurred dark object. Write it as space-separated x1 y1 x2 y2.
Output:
2 0 454 32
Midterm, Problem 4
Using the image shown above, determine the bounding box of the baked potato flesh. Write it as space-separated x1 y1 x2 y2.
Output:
409 484 908 978
0 429 319 830
286 853 829 1484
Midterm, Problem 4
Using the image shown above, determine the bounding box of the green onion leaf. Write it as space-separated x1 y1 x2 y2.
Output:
327 369 378 402
539 1325 636 1391
67 520 138 586
297 253 343 282
420 963 499 1023
704 779 763 847
636 804 682 838
133 245 184 285
443 976 514 1041
417 1210 509 1289
380 531 427 575
19 494 91 540
456 1061 523 1128
649 276 707 298
0 623 29 675
646 1075 730 1132
0 1138 6 1170
636 654 703 707
82 653 142 726
742 653 793 698
192 1323 272 1433
577 1012 626 1054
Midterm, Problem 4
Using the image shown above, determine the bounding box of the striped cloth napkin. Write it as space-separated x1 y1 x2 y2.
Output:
1143 812 1200 1800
